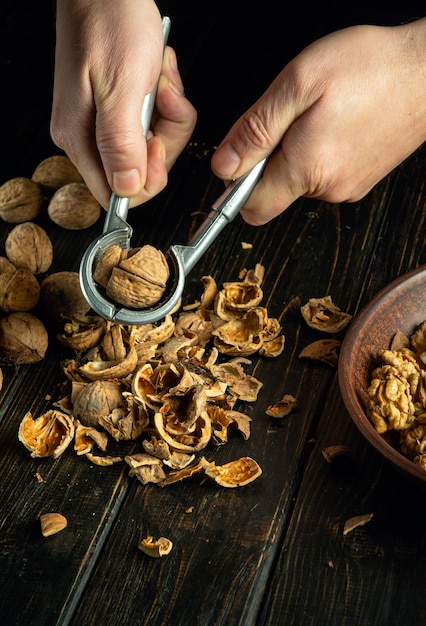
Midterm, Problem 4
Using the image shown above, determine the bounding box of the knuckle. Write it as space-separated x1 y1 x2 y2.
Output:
237 109 273 151
96 129 138 159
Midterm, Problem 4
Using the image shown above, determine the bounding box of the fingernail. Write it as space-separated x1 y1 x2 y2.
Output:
112 168 141 195
167 47 178 72
168 77 184 96
213 143 241 178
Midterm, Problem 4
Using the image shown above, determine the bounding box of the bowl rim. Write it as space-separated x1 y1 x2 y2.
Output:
338 263 426 483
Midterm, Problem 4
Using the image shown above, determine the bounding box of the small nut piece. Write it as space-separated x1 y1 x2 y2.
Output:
48 182 101 230
204 456 262 487
0 177 43 223
0 312 48 363
32 155 82 193
40 512 68 537
138 535 173 557
266 394 297 418
5 222 53 274
301 296 352 333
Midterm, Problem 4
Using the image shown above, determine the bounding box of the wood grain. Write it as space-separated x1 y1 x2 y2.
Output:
1 3 426 626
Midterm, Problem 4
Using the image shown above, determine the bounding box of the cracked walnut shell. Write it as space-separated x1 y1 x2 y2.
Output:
205 456 262 487
301 296 352 333
104 245 170 309
19 410 75 458
139 535 173 557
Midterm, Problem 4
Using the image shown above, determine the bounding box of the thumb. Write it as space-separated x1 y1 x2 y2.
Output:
95 90 151 198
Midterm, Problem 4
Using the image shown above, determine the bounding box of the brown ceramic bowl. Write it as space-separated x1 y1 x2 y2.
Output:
338 264 426 486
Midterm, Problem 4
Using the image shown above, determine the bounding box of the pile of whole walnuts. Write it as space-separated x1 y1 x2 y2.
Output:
0 155 101 379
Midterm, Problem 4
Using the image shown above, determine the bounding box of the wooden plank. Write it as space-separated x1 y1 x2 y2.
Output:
2 2 426 625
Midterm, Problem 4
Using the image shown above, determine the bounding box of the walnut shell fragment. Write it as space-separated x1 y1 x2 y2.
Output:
322 444 351 463
0 177 43 223
161 457 208 486
138 535 173 557
204 456 262 487
299 339 341 367
18 410 75 458
78 345 138 381
343 513 374 536
301 296 352 333
56 314 106 351
85 453 122 466
40 512 68 537
74 419 109 455
266 394 297 418
125 453 167 484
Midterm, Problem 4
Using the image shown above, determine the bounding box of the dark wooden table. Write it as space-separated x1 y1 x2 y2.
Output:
2 2 426 625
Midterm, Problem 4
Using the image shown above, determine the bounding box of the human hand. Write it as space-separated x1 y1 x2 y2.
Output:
211 19 426 225
51 0 197 209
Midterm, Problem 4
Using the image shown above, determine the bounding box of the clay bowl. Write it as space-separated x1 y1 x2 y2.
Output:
338 264 426 486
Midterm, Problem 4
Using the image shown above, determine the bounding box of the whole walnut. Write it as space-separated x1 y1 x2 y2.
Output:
39 271 90 319
5 222 53 274
0 177 43 223
0 256 15 276
72 380 125 427
32 155 82 193
0 312 48 363
48 182 101 230
0 266 40 313
105 245 170 309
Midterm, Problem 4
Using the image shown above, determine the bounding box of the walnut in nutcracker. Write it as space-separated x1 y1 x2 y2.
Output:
95 244 170 309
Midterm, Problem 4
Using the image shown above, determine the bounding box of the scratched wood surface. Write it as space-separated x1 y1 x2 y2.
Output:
1 2 426 625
